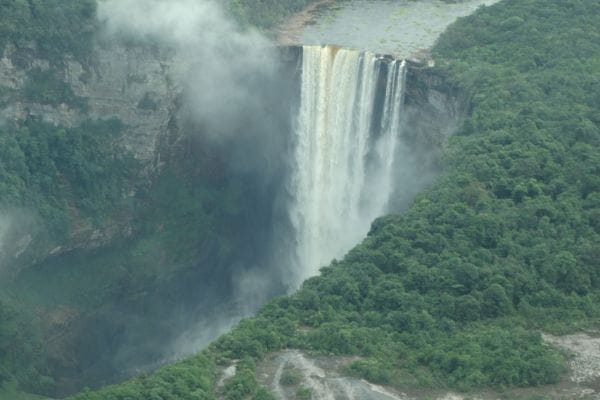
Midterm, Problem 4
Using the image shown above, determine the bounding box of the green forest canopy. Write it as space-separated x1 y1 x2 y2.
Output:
67 0 600 398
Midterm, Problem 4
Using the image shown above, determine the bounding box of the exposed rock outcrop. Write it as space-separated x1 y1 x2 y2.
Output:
0 42 187 273
0 42 183 165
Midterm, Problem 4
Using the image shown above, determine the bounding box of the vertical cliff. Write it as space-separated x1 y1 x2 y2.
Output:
0 41 188 273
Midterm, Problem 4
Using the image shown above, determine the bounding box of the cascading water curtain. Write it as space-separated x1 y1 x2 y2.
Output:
287 45 407 288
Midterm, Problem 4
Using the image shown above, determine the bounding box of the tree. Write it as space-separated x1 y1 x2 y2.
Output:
482 284 512 318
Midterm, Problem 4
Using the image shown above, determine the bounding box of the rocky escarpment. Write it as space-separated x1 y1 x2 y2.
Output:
392 60 467 208
0 43 183 164
0 42 187 273
403 60 466 150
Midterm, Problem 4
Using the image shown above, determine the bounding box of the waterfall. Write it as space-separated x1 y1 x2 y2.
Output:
288 45 407 287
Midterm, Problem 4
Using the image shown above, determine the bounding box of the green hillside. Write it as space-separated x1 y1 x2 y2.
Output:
65 0 600 399
1 0 598 398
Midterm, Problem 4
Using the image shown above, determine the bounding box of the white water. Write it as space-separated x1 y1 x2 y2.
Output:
288 45 407 287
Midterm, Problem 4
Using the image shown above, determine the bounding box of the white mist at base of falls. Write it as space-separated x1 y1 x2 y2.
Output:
288 45 407 287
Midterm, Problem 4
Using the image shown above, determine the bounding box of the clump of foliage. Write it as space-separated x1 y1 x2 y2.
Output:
23 68 87 109
296 387 311 400
0 0 97 62
279 367 302 386
221 357 274 400
0 301 54 395
70 355 215 400
0 117 137 239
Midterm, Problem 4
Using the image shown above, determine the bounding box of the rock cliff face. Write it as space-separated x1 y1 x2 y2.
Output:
0 42 187 272
404 60 465 146
0 43 182 165
400 60 466 180
0 43 463 274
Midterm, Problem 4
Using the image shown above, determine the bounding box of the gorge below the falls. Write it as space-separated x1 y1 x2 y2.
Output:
0 4 464 395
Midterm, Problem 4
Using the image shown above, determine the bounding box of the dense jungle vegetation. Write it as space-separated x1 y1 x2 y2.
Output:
65 0 600 399
0 0 599 398
0 0 97 62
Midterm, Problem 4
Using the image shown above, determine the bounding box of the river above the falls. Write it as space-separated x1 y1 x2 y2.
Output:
278 0 500 58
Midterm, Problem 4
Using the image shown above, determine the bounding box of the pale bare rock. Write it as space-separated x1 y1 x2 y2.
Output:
436 395 495 400
543 333 600 385
257 345 600 400
260 350 415 400
217 363 238 389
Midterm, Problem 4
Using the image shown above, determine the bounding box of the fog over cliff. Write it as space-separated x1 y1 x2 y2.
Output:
98 0 296 358
99 0 277 138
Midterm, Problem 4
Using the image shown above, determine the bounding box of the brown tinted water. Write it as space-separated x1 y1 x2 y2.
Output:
300 0 500 57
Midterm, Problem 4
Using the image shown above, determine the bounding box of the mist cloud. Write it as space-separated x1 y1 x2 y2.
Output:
96 0 294 360
0 214 9 266
98 0 279 139
0 210 38 276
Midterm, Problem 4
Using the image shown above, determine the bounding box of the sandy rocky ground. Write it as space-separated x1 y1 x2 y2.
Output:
542 333 600 399
214 333 600 399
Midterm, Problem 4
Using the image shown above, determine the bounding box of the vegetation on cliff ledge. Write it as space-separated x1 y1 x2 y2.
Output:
0 0 97 62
